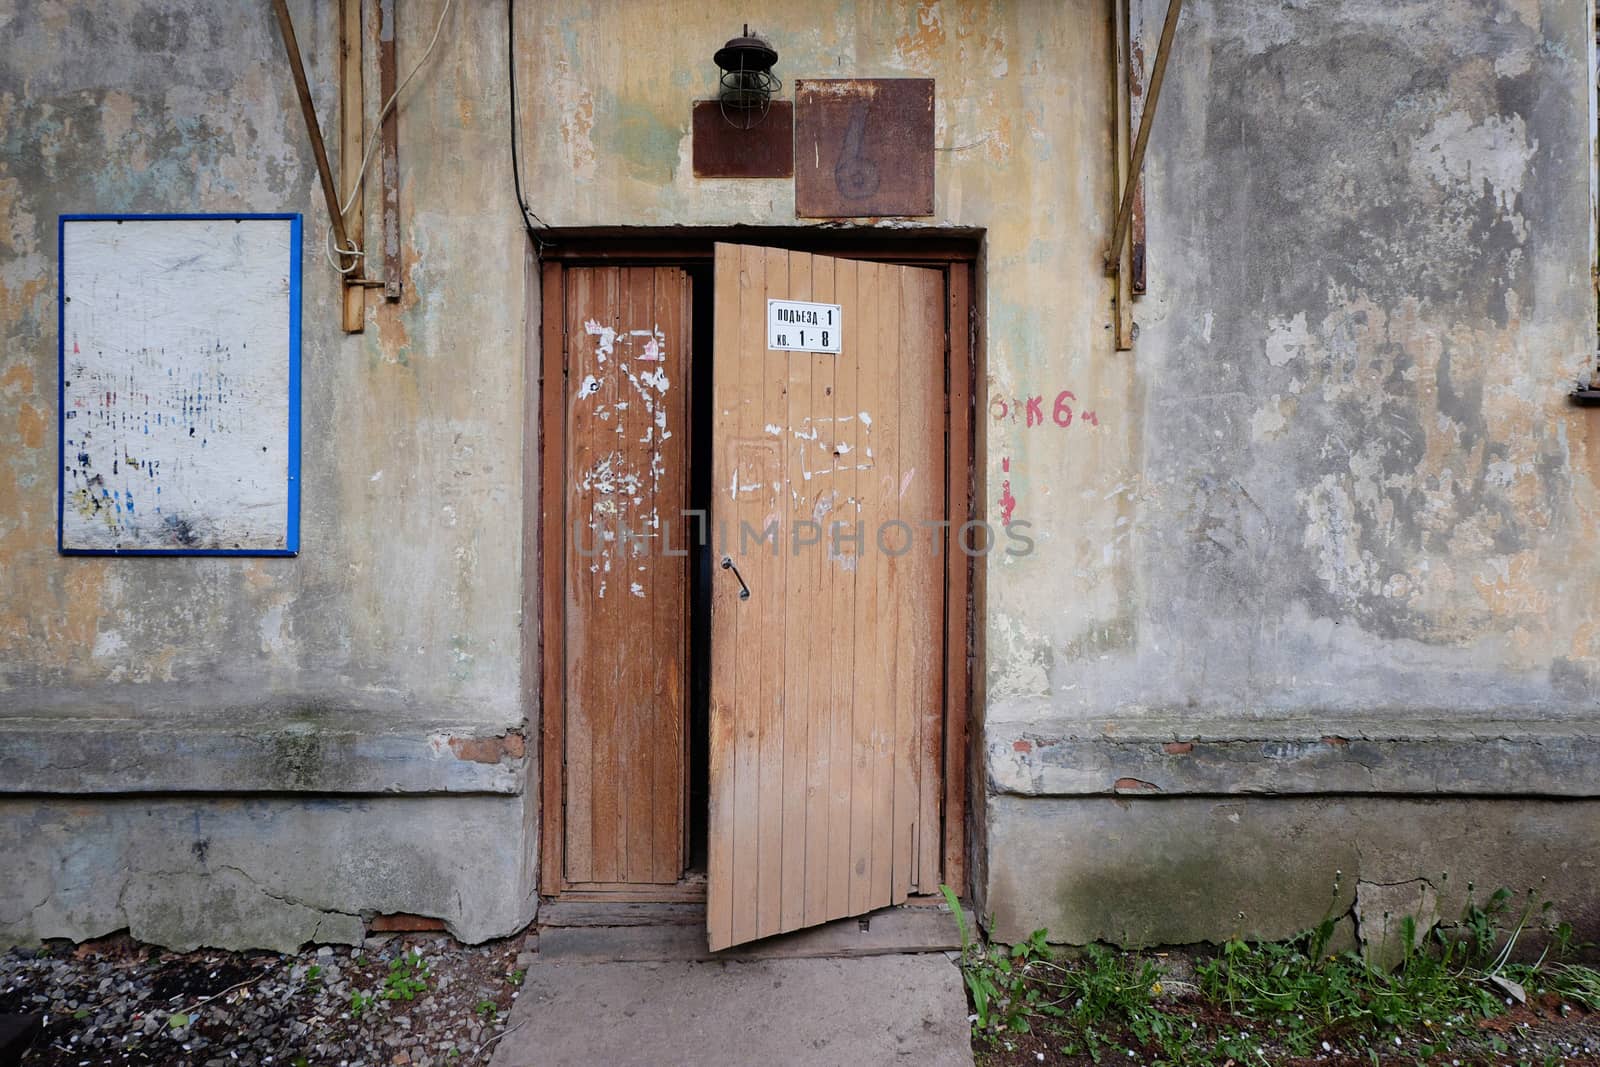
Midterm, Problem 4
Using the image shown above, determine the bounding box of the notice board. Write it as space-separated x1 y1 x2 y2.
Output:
58 214 302 555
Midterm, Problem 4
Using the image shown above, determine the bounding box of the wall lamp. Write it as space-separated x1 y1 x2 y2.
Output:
714 25 780 129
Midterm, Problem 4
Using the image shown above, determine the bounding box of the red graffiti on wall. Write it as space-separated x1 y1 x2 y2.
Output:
999 457 1016 525
991 389 1099 429
990 391 1101 526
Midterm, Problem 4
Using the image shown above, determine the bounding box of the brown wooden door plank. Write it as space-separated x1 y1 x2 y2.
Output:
801 252 835 928
651 268 690 885
754 245 790 940
729 243 767 948
826 255 860 923
942 263 973 896
847 259 882 917
902 266 946 894
706 244 741 950
563 266 689 890
564 268 597 885
591 267 624 884
780 249 813 933
869 261 904 909
620 267 654 883
538 263 568 894
892 266 920 901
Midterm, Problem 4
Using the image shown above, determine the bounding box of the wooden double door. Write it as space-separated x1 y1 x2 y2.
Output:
541 242 972 951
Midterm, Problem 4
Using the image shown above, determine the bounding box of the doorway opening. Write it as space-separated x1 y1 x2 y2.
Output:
536 230 980 936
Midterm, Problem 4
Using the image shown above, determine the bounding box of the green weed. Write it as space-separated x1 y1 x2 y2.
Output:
950 881 1600 1066
942 884 1164 1043
381 948 432 1002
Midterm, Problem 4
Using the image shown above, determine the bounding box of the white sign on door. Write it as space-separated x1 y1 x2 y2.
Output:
767 299 842 354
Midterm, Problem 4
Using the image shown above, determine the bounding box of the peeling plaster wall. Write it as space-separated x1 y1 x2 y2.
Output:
0 796 536 953
0 1 537 948
988 0 1600 729
0 1 526 728
982 0 1600 940
985 794 1600 947
4 0 1597 951
516 0 1110 349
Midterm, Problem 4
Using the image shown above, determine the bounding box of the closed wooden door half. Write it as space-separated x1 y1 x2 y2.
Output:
562 266 690 887
707 244 946 950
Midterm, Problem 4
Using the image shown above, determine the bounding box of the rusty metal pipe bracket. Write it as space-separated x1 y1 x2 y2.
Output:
1106 0 1185 273
271 0 356 268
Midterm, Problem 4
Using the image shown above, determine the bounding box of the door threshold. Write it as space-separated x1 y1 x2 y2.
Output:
531 904 960 963
549 874 707 904
539 900 705 928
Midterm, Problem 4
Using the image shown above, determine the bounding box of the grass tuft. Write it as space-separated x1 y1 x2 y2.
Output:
942 883 1600 1066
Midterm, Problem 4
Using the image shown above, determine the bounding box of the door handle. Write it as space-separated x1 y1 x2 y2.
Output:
720 556 751 601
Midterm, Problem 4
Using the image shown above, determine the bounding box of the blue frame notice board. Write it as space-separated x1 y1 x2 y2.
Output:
57 213 302 556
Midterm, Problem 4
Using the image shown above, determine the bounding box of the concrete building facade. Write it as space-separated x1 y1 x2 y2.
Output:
2 0 1597 953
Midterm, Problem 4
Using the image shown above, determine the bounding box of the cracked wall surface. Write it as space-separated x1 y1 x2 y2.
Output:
986 795 1600 948
0 796 536 953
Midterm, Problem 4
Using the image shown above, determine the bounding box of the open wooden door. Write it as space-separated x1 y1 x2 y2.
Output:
707 243 946 950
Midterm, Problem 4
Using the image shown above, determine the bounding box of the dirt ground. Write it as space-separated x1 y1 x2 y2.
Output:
1 932 530 1066
8 933 1600 1065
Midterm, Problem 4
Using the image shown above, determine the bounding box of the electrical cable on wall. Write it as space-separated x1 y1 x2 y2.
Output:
324 0 457 275
507 0 550 247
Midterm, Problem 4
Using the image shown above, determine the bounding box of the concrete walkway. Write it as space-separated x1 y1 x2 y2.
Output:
488 953 974 1067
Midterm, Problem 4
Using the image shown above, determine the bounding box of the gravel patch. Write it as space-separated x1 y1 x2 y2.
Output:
1 931 533 1066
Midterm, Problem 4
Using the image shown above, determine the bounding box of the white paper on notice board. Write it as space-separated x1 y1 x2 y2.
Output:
59 215 300 554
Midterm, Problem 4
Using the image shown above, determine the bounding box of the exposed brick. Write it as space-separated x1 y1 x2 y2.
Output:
1012 739 1033 753
71 932 139 959
1321 735 1350 747
370 913 448 933
447 733 525 764
447 737 502 763
1113 777 1161 794
1163 741 1194 755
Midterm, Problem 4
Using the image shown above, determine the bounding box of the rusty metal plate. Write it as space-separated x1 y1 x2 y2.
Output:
794 79 934 219
692 100 794 178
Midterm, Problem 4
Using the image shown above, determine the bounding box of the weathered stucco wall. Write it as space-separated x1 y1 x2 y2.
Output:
0 2 526 729
4 0 1597 952
0 1 538 948
517 0 1113 357
983 0 1600 942
0 795 535 953
987 794 1600 948
989 0 1599 732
